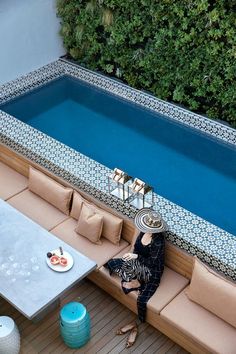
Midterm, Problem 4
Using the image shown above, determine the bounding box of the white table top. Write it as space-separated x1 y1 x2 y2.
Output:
0 198 96 319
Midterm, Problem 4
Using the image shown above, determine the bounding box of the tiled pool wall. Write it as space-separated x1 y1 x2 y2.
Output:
0 59 236 280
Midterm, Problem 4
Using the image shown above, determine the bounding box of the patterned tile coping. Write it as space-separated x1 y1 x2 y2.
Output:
0 59 235 280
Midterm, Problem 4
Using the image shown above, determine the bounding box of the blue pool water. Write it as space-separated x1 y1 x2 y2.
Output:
1 76 236 235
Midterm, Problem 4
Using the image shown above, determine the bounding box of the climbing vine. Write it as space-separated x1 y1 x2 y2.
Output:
57 0 236 127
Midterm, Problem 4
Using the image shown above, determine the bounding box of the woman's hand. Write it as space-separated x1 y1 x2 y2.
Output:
122 253 138 261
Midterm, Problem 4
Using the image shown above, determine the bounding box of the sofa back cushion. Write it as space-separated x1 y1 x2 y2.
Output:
186 257 236 328
70 190 84 219
29 167 73 215
71 191 123 245
75 203 103 245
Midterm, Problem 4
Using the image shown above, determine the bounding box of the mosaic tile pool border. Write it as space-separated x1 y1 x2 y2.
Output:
0 59 235 280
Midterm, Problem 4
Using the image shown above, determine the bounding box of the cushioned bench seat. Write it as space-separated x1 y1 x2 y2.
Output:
98 247 189 314
0 162 28 200
100 266 189 314
50 218 130 268
160 288 236 354
7 190 69 230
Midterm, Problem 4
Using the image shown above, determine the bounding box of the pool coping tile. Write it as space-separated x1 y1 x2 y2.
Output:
0 59 236 280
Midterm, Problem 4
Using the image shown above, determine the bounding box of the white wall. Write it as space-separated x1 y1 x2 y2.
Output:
0 0 65 85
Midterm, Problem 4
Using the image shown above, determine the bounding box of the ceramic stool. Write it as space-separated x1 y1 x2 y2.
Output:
0 316 20 354
60 302 90 349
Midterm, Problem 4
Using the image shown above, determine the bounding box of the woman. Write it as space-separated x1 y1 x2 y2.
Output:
105 208 166 348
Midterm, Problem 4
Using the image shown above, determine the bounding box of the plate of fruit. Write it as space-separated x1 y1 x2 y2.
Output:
46 247 74 272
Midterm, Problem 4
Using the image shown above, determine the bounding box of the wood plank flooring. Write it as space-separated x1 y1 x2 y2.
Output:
0 279 188 354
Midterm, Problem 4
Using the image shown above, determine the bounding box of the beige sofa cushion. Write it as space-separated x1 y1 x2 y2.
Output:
0 162 28 200
51 217 129 268
70 190 86 219
75 203 103 245
99 247 189 314
29 167 73 215
161 288 236 354
71 191 123 245
7 189 69 230
186 258 236 328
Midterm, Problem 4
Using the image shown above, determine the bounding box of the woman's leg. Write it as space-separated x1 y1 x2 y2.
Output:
121 279 141 294
122 278 141 289
137 281 159 322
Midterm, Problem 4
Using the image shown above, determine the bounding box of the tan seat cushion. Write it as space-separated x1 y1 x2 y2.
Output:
99 246 189 314
0 162 28 200
161 288 236 354
51 217 129 268
7 190 69 230
29 167 73 215
186 257 236 328
71 191 123 245
75 203 103 245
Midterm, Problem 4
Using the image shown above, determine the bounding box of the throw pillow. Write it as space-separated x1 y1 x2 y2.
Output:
186 257 236 328
71 191 123 245
75 203 103 245
29 167 73 215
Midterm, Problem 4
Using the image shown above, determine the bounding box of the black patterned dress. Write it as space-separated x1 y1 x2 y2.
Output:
105 231 165 322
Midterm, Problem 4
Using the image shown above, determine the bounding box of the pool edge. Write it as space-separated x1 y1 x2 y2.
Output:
0 59 235 281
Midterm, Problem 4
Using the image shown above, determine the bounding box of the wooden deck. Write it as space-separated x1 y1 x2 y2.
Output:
0 279 188 354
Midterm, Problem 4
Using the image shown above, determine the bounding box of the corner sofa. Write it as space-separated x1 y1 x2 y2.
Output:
0 150 236 354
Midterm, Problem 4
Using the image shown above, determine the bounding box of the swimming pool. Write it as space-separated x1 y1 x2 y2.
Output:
1 75 236 235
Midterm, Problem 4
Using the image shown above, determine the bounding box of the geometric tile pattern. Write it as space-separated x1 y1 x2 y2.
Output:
0 59 235 280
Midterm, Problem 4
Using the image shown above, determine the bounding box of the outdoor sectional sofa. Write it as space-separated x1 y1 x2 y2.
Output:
0 148 236 354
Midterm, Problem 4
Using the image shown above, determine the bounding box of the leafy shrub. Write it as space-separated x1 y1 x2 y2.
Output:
57 0 236 127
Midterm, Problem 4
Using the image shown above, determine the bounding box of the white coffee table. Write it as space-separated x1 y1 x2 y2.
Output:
0 199 96 321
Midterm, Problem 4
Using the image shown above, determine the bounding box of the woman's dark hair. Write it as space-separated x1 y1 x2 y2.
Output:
139 231 165 238
152 231 166 238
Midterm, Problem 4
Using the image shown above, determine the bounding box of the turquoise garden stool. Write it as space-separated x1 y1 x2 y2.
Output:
60 302 90 349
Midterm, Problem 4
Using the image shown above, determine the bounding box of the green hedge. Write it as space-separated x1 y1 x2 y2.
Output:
57 0 236 128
